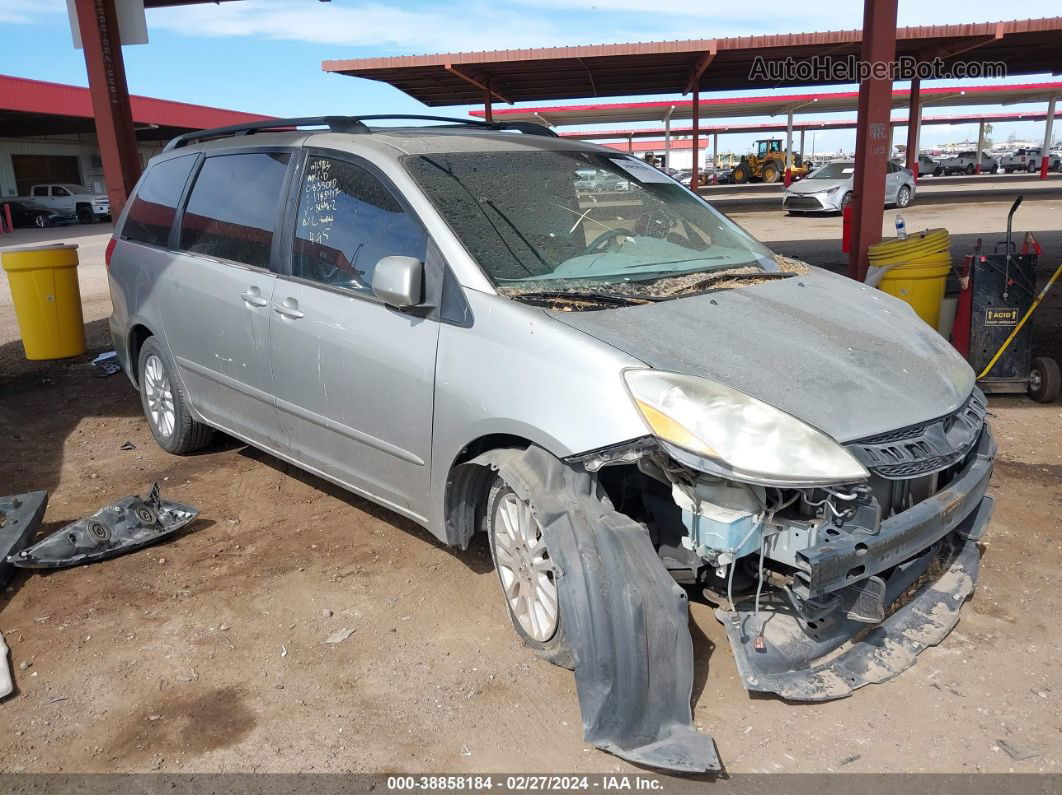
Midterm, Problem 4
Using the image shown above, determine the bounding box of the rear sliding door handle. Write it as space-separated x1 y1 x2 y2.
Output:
273 303 304 319
241 291 269 307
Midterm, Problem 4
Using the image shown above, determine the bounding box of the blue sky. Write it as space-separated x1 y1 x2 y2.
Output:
2 0 1059 154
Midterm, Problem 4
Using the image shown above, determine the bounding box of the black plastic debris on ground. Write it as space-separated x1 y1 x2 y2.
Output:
91 351 121 377
476 445 720 774
8 484 196 569
0 491 48 588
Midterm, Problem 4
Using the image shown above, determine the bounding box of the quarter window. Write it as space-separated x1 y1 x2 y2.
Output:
179 152 291 269
122 155 197 247
292 157 426 294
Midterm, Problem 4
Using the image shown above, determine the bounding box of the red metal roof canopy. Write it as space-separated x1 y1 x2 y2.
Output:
0 74 272 140
470 82 1062 125
566 110 1052 142
323 18 1062 106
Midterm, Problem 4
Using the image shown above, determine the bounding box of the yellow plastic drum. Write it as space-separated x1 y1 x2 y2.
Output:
868 228 952 329
1 243 86 360
877 261 951 329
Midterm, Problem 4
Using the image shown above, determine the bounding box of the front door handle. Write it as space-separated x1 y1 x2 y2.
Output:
274 301 304 319
241 290 269 307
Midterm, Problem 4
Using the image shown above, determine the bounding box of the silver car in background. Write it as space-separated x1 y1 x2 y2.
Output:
107 116 993 773
783 159 915 213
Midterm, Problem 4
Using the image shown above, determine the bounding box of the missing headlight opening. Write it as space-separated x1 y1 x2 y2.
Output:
567 389 993 702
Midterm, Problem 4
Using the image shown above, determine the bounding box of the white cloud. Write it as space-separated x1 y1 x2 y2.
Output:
0 0 65 24
147 1 574 52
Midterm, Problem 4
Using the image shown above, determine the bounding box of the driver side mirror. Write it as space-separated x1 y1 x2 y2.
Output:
372 256 424 308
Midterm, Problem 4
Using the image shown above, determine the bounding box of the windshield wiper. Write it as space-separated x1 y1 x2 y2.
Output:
679 270 793 292
507 290 658 307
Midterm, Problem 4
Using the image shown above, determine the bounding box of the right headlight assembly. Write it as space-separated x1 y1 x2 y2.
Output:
623 369 869 487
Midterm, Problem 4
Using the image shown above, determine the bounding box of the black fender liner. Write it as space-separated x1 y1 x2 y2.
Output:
475 446 719 773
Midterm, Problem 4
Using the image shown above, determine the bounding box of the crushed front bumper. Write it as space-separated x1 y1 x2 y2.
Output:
718 427 995 701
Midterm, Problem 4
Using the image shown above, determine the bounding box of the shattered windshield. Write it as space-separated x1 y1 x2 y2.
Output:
404 150 777 295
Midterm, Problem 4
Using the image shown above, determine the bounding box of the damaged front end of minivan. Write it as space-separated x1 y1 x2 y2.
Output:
488 377 993 772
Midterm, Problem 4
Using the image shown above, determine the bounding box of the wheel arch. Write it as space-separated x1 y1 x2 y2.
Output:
442 433 537 549
127 323 155 387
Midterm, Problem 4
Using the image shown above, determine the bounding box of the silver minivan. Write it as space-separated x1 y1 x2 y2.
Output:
108 116 994 773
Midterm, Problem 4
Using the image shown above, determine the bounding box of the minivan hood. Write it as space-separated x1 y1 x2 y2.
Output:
550 268 974 442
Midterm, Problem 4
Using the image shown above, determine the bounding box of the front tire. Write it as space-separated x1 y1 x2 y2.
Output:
137 337 214 454
731 165 750 184
76 205 95 224
486 478 573 669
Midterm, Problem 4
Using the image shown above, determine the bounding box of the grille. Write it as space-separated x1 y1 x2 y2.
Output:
783 195 823 209
847 390 987 479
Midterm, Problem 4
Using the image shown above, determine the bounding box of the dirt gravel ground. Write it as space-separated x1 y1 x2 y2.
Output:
0 196 1060 776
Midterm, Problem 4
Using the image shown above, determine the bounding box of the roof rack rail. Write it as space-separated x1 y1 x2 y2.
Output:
162 116 368 151
163 114 557 151
351 114 558 137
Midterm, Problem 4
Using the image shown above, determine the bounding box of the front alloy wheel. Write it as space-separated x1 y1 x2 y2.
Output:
896 185 912 208
491 489 558 642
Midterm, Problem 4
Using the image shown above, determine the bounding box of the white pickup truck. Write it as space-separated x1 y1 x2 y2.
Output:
26 184 110 223
934 150 997 175
998 147 1062 174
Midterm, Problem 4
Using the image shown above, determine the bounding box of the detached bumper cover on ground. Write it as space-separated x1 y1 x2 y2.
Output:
720 429 995 702
485 446 720 774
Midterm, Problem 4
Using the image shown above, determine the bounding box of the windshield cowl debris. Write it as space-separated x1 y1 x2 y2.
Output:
501 255 811 311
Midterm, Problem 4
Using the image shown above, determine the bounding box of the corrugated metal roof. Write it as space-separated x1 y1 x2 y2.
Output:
470 82 1062 125
564 111 1053 142
0 74 272 137
323 18 1062 106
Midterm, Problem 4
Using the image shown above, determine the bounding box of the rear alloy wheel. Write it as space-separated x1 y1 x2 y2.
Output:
487 479 572 668
138 337 214 454
1029 356 1061 403
895 185 912 208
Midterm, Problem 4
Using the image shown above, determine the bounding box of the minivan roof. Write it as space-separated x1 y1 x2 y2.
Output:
165 115 611 159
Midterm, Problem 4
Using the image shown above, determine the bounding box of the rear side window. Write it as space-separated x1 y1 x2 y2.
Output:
179 152 290 269
291 156 426 294
32 186 47 197
122 155 197 246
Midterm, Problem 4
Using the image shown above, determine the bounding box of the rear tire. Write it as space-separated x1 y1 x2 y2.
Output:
934 167 944 177
1029 357 1061 403
486 477 573 669
896 185 912 208
137 337 214 454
